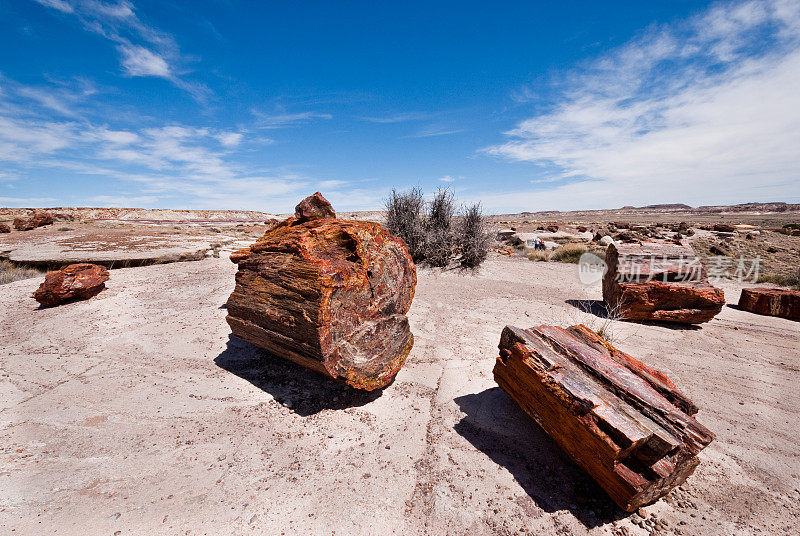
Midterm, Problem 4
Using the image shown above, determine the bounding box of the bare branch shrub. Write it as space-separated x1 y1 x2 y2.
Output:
457 203 489 268
423 188 455 267
385 187 490 269
385 187 426 261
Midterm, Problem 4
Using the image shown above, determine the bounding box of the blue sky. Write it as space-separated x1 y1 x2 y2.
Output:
1 0 799 212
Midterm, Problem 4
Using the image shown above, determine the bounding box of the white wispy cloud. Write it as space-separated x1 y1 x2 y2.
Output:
33 0 73 13
406 124 466 138
32 0 208 100
439 175 456 183
485 0 800 210
361 112 431 123
253 110 333 128
215 132 243 147
118 44 170 77
0 79 317 209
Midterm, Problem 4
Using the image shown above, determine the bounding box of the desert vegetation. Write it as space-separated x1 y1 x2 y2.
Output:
385 187 490 268
0 260 44 285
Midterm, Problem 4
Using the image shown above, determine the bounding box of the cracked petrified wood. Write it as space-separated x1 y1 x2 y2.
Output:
494 324 714 512
603 242 725 324
226 193 416 390
33 263 110 307
738 287 800 320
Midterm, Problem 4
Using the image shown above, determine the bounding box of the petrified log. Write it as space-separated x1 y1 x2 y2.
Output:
13 212 54 231
0 223 10 233
226 193 416 391
738 288 800 320
494 324 714 511
603 242 724 323
33 263 110 307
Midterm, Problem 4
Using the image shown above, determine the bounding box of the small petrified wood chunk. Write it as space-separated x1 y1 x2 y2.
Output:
494 324 714 512
738 287 800 320
33 263 110 307
226 193 416 390
603 242 724 324
0 223 10 233
294 191 336 222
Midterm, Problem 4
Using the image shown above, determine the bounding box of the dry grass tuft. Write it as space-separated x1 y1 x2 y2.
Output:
757 272 800 290
549 243 588 263
0 260 44 285
527 251 548 262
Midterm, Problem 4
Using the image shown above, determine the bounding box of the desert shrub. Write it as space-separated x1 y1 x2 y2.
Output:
457 203 489 268
385 187 426 261
549 243 588 263
385 187 491 268
0 260 44 285
527 251 548 262
757 273 800 290
423 188 455 267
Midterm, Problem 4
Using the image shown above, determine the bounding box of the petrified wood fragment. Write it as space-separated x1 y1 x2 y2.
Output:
494 324 714 511
738 287 800 320
33 263 110 307
13 212 54 231
603 242 724 323
226 193 416 390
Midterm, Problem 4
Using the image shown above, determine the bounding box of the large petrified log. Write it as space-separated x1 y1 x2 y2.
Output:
226 192 416 391
13 212 54 231
603 242 724 323
494 324 714 511
33 263 110 307
738 287 800 320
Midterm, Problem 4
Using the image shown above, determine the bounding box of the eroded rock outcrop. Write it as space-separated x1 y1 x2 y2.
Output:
0 223 10 233
494 323 714 511
738 288 800 320
226 193 416 390
33 263 110 307
603 242 724 324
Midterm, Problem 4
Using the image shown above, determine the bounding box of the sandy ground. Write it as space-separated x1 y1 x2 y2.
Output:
1 255 798 535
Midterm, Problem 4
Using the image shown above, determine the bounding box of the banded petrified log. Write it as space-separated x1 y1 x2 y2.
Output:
603 242 725 324
226 193 416 391
738 288 800 320
494 324 714 511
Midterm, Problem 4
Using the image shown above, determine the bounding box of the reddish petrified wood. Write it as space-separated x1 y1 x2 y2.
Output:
226 193 416 390
13 212 54 231
738 288 800 320
603 242 724 324
33 263 110 307
0 223 10 233
294 191 336 222
494 324 714 512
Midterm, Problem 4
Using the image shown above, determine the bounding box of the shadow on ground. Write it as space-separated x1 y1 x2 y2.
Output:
214 334 382 416
454 387 628 528
565 299 702 330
